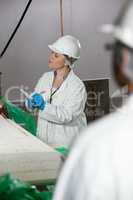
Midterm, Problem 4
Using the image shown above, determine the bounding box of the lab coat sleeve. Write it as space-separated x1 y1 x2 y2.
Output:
39 85 87 124
53 126 117 200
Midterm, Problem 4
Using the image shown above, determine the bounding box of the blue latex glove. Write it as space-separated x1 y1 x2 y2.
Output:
26 93 46 111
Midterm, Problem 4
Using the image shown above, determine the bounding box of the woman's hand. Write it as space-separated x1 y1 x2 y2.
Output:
25 93 46 111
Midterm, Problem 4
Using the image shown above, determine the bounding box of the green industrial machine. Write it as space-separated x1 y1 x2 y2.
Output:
0 97 69 200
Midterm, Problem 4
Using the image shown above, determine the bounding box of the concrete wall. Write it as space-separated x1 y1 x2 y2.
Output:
0 0 125 101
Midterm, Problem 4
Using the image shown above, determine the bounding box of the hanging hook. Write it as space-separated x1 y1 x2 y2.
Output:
60 0 64 36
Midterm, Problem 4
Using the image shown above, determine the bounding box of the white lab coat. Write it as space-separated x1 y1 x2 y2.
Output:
35 70 87 148
53 95 133 200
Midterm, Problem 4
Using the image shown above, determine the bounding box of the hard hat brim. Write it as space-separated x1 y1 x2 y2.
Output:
48 45 64 55
48 45 80 59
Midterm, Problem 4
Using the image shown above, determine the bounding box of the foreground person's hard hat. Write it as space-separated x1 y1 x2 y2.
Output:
101 0 133 49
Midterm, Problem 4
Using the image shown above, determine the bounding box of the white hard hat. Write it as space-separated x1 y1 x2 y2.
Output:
101 0 133 49
48 35 81 59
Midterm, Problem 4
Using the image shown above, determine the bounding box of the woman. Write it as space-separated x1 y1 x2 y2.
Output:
26 35 87 148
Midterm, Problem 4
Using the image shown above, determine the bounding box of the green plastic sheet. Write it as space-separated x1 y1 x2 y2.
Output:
0 173 56 200
55 147 69 157
0 174 44 200
0 97 37 136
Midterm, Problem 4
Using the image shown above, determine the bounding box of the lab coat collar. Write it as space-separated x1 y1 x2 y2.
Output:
51 69 74 91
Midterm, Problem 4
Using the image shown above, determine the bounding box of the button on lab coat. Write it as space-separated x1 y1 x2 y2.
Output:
53 95 133 200
35 70 87 148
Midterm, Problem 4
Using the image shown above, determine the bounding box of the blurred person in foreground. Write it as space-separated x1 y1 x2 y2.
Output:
52 1 133 200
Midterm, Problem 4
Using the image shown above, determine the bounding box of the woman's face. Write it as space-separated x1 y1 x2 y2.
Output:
48 52 66 70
